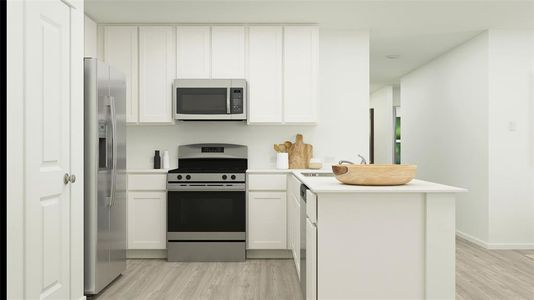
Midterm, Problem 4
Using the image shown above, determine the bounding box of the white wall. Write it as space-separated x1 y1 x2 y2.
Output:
84 15 97 57
393 86 401 107
370 86 394 164
488 30 534 246
401 30 534 248
401 33 490 243
126 29 370 170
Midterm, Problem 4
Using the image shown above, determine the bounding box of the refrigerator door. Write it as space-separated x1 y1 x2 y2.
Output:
108 65 127 278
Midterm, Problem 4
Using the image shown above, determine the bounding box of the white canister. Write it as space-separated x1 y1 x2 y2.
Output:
276 153 289 169
162 150 170 169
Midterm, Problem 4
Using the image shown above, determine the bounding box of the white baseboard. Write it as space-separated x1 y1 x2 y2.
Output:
79 296 87 300
456 231 534 250
126 249 293 259
246 249 292 259
127 249 167 259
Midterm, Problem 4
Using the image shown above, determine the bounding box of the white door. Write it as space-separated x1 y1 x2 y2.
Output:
283 26 319 124
25 1 71 298
176 26 211 79
128 192 167 249
103 26 139 123
248 192 287 249
211 26 245 78
247 26 283 123
139 26 175 123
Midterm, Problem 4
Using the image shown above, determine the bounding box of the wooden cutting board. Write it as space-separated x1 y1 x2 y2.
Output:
288 134 313 169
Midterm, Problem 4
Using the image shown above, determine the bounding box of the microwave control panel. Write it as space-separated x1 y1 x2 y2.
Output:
230 88 244 114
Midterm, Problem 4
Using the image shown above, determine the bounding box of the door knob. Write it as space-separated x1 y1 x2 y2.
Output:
64 173 76 184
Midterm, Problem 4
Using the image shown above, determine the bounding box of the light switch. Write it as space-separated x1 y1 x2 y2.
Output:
508 121 517 132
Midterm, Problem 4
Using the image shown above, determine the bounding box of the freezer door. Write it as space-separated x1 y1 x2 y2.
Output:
108 65 127 277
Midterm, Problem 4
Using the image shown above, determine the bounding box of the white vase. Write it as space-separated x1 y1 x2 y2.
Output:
162 150 170 169
276 153 289 169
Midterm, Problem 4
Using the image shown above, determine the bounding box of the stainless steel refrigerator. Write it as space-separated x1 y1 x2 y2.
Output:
84 58 127 295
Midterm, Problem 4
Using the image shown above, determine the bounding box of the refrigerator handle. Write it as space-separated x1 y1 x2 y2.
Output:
108 95 118 207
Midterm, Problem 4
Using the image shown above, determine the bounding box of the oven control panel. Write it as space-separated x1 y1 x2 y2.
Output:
167 173 245 183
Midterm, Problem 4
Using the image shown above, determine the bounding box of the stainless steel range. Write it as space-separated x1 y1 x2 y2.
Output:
166 144 247 262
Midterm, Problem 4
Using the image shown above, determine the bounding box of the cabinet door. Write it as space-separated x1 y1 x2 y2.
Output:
248 192 287 249
176 26 210 79
211 26 245 78
127 191 166 249
103 26 138 123
283 26 319 124
138 26 175 123
306 218 317 300
247 26 283 123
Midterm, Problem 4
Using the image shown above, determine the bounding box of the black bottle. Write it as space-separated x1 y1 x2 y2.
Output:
154 150 161 169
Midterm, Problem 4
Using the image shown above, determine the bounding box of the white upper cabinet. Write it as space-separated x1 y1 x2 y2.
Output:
247 26 283 124
138 26 175 123
103 26 139 123
176 26 210 79
211 26 246 78
283 26 319 124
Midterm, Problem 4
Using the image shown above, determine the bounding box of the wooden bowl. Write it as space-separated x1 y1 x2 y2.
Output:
331 164 417 186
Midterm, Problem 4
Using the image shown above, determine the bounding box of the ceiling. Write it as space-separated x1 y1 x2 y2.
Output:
85 0 534 93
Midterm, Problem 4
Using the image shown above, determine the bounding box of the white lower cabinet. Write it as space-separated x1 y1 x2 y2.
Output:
127 191 167 249
306 218 317 300
247 192 287 249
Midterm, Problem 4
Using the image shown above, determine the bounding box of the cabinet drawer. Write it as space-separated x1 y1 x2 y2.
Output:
128 174 167 191
248 174 287 190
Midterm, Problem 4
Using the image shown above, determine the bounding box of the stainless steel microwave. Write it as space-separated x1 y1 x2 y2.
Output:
174 79 247 121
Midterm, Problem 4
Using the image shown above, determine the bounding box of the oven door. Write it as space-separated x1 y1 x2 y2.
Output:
167 189 246 238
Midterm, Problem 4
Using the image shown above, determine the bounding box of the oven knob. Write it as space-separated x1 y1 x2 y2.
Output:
231 175 236 180
177 175 182 180
186 175 191 180
222 175 227 180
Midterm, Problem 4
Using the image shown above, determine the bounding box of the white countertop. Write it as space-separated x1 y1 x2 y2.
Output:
248 168 466 194
292 171 467 194
127 169 170 174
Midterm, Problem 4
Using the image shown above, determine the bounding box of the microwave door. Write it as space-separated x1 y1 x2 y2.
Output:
175 87 231 120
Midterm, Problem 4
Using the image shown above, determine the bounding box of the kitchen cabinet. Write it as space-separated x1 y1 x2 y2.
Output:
127 172 167 250
176 26 210 78
247 26 283 123
127 191 166 249
306 218 317 300
138 26 175 123
211 26 246 78
103 26 139 123
283 26 319 124
248 192 287 249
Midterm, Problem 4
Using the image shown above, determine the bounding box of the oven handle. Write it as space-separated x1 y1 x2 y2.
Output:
167 184 246 192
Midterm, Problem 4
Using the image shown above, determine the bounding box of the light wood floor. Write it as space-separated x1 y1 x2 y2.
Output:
94 238 534 300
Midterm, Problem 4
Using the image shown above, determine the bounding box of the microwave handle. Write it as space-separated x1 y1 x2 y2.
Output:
226 88 231 114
